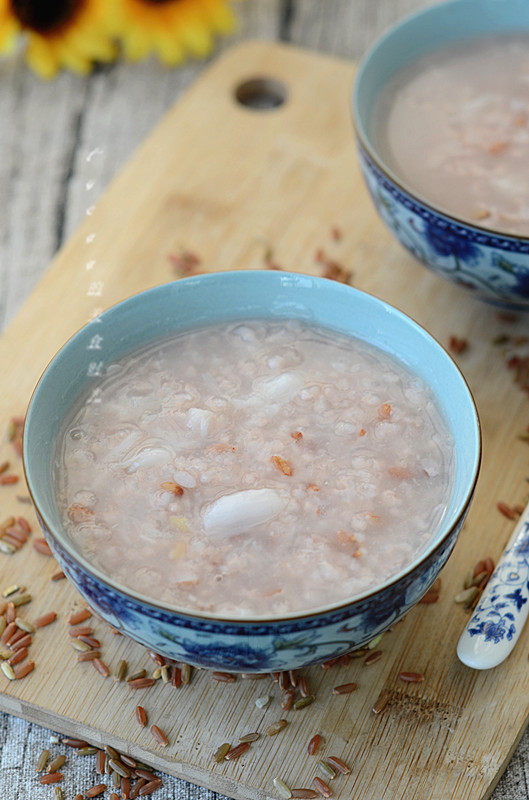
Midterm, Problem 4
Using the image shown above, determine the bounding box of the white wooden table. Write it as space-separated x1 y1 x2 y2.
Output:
0 1 526 797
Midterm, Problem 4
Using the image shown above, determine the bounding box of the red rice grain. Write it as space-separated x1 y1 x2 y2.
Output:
312 777 332 798
92 658 110 678
33 539 52 555
68 609 92 625
96 750 105 774
332 683 358 695
39 773 63 784
8 647 27 665
68 626 93 637
325 756 350 775
307 734 322 755
77 650 101 662
225 742 250 760
171 666 182 687
85 786 107 798
398 672 424 683
150 725 169 747
130 780 147 799
16 517 31 534
13 659 33 679
211 671 235 682
364 650 383 665
34 612 57 628
128 678 155 689
138 779 163 796
292 791 319 799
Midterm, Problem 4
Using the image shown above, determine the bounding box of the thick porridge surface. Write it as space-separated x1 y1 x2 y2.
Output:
56 320 453 617
372 34 529 236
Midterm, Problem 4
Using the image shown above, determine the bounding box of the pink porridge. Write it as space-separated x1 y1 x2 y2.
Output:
55 320 453 618
372 34 529 236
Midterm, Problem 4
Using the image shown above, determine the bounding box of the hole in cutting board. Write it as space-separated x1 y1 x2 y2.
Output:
234 77 287 110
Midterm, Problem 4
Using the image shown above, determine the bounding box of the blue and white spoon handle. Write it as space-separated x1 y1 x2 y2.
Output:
458 503 529 670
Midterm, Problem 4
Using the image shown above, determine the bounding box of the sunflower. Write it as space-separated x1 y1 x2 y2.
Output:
0 0 117 78
107 0 238 66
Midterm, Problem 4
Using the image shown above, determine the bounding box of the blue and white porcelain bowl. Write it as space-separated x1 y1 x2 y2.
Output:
353 0 529 310
23 271 481 671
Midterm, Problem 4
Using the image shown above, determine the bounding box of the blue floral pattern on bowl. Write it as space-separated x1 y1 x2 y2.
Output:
36 507 465 671
358 148 529 309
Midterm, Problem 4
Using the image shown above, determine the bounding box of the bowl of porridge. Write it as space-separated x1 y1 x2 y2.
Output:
353 0 529 309
23 271 480 671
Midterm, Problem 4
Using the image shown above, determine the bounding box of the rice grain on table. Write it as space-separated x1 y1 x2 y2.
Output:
312 777 332 798
239 732 260 743
92 658 110 677
333 682 358 695
128 677 156 689
33 539 52 555
62 738 89 748
36 749 50 772
138 778 163 795
317 761 336 781
135 706 147 727
307 734 322 755
150 725 169 747
34 611 57 628
225 742 250 760
299 676 310 697
8 646 27 666
372 690 390 715
294 695 315 710
96 749 106 774
398 671 424 683
291 791 319 798
364 650 383 666
1 662 15 680
267 719 288 736
127 670 146 682
68 608 92 625
85 786 107 798
68 625 93 637
273 777 293 798
213 743 231 763
212 671 236 682
130 779 147 798
77 650 101 662
326 756 351 775
39 773 64 784
47 754 67 773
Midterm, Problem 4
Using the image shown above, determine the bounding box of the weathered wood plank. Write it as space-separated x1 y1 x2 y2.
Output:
288 0 434 59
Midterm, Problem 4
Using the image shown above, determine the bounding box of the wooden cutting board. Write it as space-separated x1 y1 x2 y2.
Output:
0 40 528 800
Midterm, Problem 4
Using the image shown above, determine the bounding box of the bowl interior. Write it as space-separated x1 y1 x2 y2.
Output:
354 0 529 183
24 271 481 619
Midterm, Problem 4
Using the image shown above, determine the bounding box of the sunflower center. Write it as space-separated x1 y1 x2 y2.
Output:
10 0 84 34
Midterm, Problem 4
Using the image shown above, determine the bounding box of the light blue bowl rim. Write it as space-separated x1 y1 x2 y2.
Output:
23 271 482 624
352 0 529 243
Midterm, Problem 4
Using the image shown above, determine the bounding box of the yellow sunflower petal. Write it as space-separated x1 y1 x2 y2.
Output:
120 28 152 61
55 39 92 74
179 20 214 58
200 0 236 34
0 17 20 54
25 35 59 79
155 34 185 66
